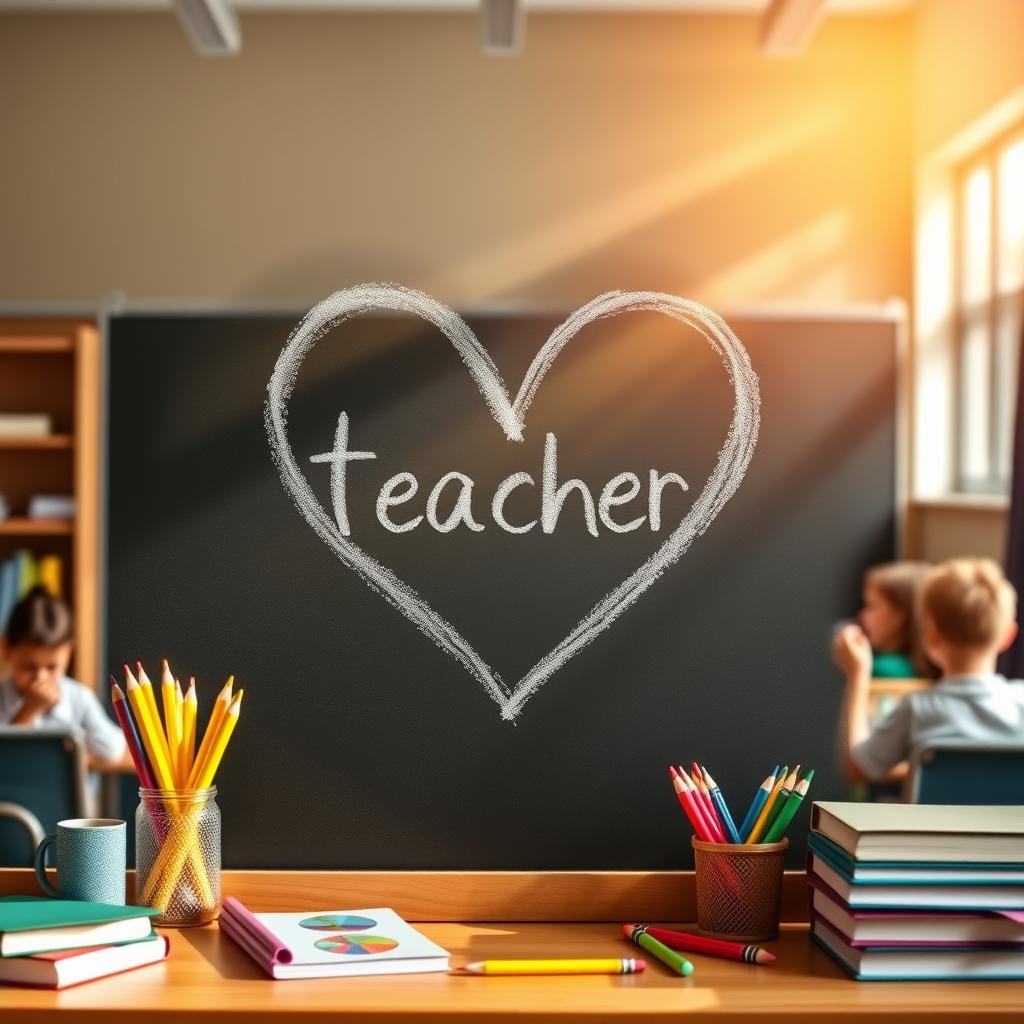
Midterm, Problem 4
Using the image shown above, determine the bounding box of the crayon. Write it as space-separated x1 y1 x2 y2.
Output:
623 924 693 977
640 926 776 965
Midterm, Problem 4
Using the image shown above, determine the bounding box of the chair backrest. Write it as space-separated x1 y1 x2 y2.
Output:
0 726 88 866
908 739 1024 804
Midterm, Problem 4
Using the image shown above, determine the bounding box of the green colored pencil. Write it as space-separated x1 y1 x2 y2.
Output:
763 770 814 843
760 764 799 835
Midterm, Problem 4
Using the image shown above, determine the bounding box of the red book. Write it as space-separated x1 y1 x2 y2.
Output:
0 935 169 990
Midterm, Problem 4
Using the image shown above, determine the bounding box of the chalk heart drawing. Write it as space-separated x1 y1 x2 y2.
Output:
266 284 761 722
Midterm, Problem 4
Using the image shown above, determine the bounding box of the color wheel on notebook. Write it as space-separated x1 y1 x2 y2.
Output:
299 914 377 931
314 934 399 955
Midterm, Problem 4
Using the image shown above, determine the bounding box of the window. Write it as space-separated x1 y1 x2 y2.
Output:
954 127 1024 494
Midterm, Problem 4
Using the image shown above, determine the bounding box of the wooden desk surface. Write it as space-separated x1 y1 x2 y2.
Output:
1 869 1022 1022
3 921 1023 1023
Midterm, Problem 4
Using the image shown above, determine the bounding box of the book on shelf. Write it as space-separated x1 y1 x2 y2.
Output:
27 494 74 520
0 551 62 628
0 414 51 438
0 935 169 990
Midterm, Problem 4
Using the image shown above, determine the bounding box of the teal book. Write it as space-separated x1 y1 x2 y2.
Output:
0 896 159 958
808 833 1024 884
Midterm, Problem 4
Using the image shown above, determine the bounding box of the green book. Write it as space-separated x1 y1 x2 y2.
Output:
0 895 159 957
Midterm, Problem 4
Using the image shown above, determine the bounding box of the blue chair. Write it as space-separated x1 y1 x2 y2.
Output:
908 739 1024 804
0 726 88 866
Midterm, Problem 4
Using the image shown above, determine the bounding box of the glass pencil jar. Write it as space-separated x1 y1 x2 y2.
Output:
136 787 221 927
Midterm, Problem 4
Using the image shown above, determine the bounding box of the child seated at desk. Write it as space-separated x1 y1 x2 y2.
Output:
837 557 1024 784
0 586 128 774
837 560 932 682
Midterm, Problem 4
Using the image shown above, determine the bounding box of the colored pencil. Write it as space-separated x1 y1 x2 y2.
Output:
763 770 814 844
640 927 776 965
701 768 742 844
189 676 233 791
736 766 777 842
161 661 181 784
135 661 173 772
744 765 788 843
180 677 197 787
759 765 799 838
111 680 156 789
623 925 693 977
677 768 725 843
460 959 645 975
669 766 713 841
150 690 244 908
125 671 175 791
689 763 724 833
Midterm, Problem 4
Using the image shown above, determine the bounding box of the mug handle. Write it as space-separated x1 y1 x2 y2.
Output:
34 835 61 898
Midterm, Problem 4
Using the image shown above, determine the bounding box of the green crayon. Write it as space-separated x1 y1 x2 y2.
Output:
623 924 694 977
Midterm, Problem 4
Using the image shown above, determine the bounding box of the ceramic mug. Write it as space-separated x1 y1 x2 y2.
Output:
34 818 126 905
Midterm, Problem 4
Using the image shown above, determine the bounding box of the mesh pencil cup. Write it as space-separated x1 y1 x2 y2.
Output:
136 787 221 927
691 837 788 942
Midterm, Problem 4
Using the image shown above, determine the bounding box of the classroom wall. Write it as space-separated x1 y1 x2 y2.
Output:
0 10 911 309
908 0 1024 562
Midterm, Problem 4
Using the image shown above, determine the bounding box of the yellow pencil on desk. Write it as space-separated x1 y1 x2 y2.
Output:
459 959 645 975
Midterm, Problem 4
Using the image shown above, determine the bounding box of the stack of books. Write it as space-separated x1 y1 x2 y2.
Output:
0 896 167 990
808 802 1024 980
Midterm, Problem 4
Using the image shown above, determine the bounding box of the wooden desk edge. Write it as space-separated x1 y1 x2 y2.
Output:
0 867 811 922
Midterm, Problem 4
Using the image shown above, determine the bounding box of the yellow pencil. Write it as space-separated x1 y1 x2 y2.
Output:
151 691 242 909
125 674 175 791
195 690 242 789
173 678 185 784
746 766 791 844
188 677 233 791
161 661 181 785
180 677 197 786
460 959 645 975
136 661 173 771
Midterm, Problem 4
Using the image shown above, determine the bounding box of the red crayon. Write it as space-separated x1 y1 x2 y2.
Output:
642 926 776 965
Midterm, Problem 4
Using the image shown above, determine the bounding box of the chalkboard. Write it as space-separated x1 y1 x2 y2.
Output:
106 302 899 869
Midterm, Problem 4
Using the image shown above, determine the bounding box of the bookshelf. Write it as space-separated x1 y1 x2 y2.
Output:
0 319 100 688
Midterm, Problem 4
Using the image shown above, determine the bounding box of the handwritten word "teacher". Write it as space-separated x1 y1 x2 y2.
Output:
311 413 689 538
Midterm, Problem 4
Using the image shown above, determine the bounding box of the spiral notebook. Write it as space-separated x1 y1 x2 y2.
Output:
219 899 450 979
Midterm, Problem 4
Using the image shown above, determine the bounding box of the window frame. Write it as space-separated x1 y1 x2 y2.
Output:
952 122 1024 495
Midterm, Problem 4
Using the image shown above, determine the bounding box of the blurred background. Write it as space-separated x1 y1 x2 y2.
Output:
0 1 1021 870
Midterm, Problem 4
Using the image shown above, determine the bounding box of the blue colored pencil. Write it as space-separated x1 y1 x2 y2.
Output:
701 767 742 844
737 766 778 843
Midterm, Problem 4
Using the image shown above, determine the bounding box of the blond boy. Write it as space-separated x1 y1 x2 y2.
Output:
835 558 1022 783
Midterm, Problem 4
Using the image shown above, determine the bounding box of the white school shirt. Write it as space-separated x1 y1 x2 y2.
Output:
852 673 1024 781
0 674 126 763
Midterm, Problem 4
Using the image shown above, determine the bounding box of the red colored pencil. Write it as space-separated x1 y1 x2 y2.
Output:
680 767 726 843
690 763 725 835
110 679 156 788
677 768 726 843
641 926 776 965
668 766 713 841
